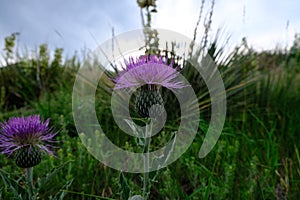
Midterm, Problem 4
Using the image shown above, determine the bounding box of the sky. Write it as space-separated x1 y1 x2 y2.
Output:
0 0 300 59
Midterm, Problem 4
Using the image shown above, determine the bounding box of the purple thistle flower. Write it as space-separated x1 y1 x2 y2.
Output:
0 115 57 157
114 55 188 118
114 55 188 91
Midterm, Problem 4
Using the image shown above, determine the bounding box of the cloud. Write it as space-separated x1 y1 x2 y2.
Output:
152 0 300 51
1 0 300 58
153 0 202 38
0 0 141 57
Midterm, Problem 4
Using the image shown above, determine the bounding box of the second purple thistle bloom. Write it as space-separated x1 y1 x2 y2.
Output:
114 55 188 118
0 115 57 168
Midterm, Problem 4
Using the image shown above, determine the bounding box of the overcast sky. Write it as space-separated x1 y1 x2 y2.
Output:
0 0 300 58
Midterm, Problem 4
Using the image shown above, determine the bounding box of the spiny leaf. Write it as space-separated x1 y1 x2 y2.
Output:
119 172 131 200
51 179 74 200
37 160 73 191
0 169 28 199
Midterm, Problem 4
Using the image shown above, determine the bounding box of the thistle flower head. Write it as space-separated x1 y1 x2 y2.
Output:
114 55 187 91
114 55 188 118
0 115 57 159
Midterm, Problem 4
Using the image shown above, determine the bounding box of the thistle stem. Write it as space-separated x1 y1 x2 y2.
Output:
143 122 152 199
26 167 35 200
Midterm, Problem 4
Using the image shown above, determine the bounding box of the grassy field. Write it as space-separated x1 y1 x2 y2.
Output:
0 3 300 200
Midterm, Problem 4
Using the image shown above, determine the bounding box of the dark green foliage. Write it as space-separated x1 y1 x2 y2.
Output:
0 34 79 111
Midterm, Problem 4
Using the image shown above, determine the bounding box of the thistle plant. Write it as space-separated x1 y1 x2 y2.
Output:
115 55 188 199
0 115 58 199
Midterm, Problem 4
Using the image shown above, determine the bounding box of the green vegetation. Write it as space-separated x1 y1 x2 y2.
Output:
1 2 300 200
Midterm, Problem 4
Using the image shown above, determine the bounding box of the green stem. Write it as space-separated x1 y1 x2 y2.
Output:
143 122 152 199
26 167 35 200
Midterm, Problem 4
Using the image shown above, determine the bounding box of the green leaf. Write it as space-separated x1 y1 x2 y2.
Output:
151 131 177 171
51 179 74 200
119 173 131 200
0 169 28 199
36 160 73 191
